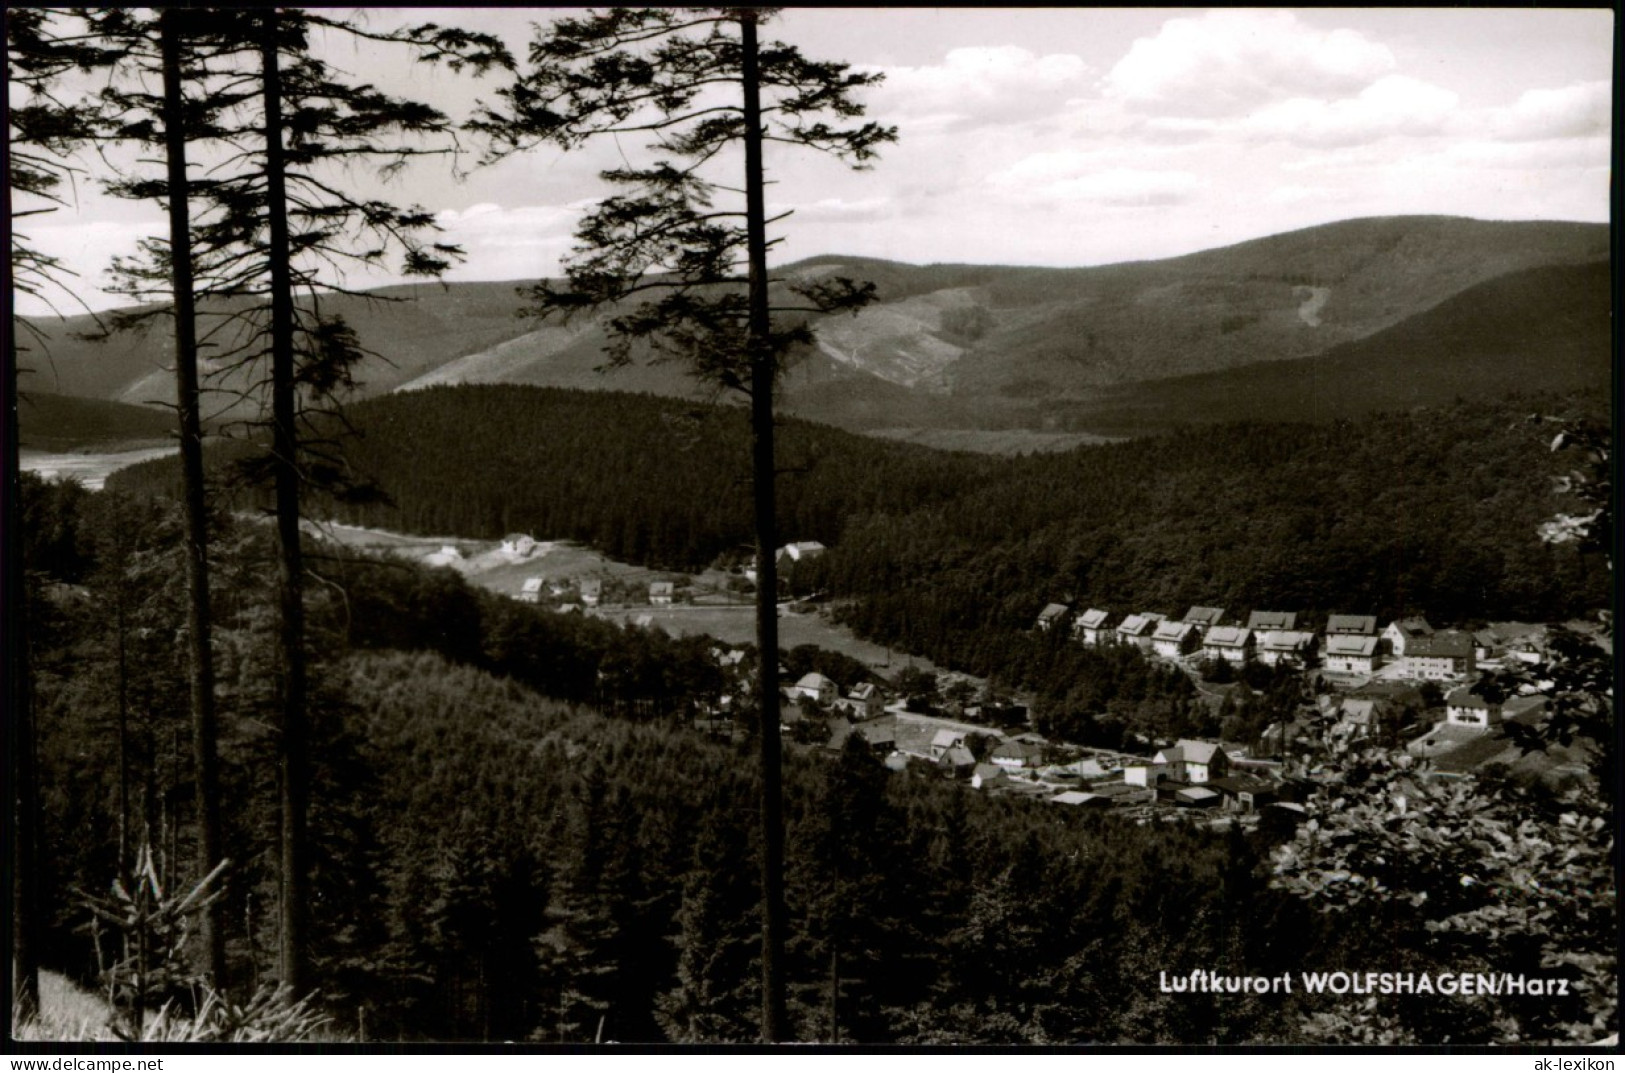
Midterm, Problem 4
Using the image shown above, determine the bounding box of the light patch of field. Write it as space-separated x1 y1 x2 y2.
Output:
1294 285 1332 327
302 521 656 599
866 427 1123 454
299 521 967 681
591 604 954 678
19 445 178 490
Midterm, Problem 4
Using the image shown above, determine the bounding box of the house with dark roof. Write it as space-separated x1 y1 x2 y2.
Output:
1206 775 1280 813
1152 619 1202 659
990 738 1044 769
1051 791 1114 808
1247 610 1298 632
1182 606 1225 632
937 745 977 774
1116 612 1165 651
929 728 967 760
1404 631 1475 680
1326 614 1378 636
1072 608 1115 646
1203 625 1253 664
1036 602 1070 631
1383 617 1434 657
1473 622 1548 664
1174 786 1223 808
855 720 898 754
1334 698 1384 740
1324 633 1381 674
971 763 1009 790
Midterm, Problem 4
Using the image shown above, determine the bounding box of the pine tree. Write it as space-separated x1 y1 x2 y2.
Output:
6 8 124 1018
475 9 893 1038
86 7 508 995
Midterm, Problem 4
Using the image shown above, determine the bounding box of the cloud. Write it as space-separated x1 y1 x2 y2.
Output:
867 45 1091 128
1106 10 1394 117
1439 137 1611 171
1265 184 1355 206
990 154 1205 206
1242 75 1459 147
1486 81 1611 142
778 197 895 223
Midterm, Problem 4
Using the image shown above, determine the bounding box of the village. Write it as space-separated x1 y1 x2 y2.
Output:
462 531 1597 827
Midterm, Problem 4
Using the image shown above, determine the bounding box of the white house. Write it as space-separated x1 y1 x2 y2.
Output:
1123 759 1167 787
1203 625 1253 664
929 728 967 760
1404 631 1475 680
1151 619 1201 659
1384 617 1434 657
649 581 675 606
1334 698 1383 739
776 541 827 569
518 577 544 604
1116 612 1165 651
501 533 537 558
1155 739 1230 784
789 672 838 707
1445 687 1502 728
1323 633 1381 674
1073 608 1114 646
1256 629 1317 667
579 579 603 607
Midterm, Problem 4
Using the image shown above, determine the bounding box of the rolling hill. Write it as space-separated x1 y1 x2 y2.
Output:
1050 258 1615 435
16 215 1610 440
15 392 177 451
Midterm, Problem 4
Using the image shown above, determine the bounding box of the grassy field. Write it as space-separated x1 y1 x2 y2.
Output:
302 521 956 680
590 604 956 679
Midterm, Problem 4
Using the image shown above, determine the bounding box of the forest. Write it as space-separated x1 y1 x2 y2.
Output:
19 476 1613 1043
10 4 1613 1048
110 382 1612 687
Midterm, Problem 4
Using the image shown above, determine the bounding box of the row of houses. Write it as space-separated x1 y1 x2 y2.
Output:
1041 603 1498 680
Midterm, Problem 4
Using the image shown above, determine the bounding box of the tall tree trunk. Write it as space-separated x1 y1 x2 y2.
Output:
6 333 41 1022
160 8 225 992
740 11 788 1044
260 11 310 996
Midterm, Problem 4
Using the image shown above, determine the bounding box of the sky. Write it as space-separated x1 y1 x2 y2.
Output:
11 7 1614 316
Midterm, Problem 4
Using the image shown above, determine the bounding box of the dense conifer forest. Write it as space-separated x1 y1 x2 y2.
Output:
23 394 1615 1041
0 476 1520 1042
110 383 1612 702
